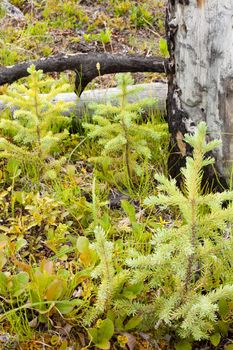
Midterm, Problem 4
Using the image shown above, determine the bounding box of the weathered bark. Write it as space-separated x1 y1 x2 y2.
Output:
0 54 165 95
166 0 232 189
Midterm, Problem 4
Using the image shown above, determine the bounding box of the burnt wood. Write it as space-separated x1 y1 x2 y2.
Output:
166 0 228 191
0 54 165 96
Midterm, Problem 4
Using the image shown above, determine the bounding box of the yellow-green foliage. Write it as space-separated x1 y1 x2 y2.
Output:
1 120 233 348
124 123 233 341
42 0 88 29
84 73 167 186
0 65 74 176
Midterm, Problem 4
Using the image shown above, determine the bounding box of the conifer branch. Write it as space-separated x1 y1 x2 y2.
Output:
0 65 72 177
84 226 115 325
184 198 197 294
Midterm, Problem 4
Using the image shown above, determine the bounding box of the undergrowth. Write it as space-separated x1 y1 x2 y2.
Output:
0 0 165 85
0 66 233 350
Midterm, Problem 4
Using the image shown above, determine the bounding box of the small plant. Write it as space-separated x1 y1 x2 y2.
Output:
28 259 80 320
0 64 74 181
114 0 131 16
88 318 114 350
42 0 88 29
99 28 112 51
83 29 112 51
82 226 144 337
125 122 233 344
0 47 20 66
84 73 167 187
0 259 82 336
129 4 154 29
159 37 169 58
83 226 116 325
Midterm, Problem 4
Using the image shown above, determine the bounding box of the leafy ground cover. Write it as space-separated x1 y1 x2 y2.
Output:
0 0 166 88
1 1 233 350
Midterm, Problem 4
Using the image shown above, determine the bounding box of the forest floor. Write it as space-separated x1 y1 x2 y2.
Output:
0 0 166 89
0 1 232 350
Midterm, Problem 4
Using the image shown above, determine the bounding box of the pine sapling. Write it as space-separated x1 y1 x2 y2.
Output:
0 64 74 178
126 122 233 340
84 73 167 186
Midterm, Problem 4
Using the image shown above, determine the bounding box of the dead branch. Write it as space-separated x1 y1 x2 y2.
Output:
0 53 165 95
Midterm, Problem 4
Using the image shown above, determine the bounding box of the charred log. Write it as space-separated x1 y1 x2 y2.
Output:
0 54 165 96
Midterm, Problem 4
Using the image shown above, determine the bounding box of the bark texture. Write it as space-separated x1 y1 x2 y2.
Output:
0 54 165 95
166 0 233 188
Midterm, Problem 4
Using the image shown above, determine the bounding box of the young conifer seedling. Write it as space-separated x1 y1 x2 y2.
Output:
83 73 167 187
0 64 74 179
125 122 233 344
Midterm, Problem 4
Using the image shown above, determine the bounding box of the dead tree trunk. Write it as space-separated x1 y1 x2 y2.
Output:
166 0 233 189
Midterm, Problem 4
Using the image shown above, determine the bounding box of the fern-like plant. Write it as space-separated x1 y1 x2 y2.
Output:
124 122 233 341
83 225 115 325
0 64 73 178
83 73 167 186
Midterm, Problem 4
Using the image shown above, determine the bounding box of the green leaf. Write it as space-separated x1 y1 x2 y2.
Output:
45 279 64 300
159 38 169 58
217 320 229 336
121 200 136 224
210 333 221 347
11 272 29 297
56 299 82 315
15 238 27 252
124 315 142 331
14 191 25 204
96 340 110 350
175 341 192 350
89 326 111 350
0 272 8 295
88 328 98 343
93 340 110 350
88 318 114 350
218 298 229 319
76 236 90 253
122 282 144 300
6 159 21 178
115 317 124 331
99 318 114 340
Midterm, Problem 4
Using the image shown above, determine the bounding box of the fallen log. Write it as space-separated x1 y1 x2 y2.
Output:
0 82 167 117
0 54 165 95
